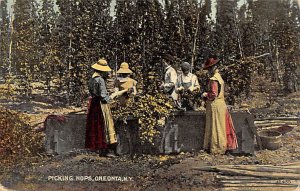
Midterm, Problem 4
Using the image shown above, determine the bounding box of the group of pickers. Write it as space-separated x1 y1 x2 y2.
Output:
85 54 238 157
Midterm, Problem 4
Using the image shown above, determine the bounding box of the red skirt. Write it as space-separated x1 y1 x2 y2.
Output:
85 97 108 150
225 111 238 150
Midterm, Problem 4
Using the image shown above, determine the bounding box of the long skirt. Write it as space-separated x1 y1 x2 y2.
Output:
85 97 117 150
203 99 238 154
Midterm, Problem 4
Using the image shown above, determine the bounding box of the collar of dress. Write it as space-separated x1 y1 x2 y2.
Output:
165 65 171 71
92 72 101 78
211 69 220 78
183 72 192 78
118 77 130 82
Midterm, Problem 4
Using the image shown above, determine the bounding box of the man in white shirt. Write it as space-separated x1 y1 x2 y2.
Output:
176 62 200 110
160 54 181 154
160 54 178 102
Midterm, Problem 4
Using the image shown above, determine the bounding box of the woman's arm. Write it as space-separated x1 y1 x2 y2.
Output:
98 78 111 103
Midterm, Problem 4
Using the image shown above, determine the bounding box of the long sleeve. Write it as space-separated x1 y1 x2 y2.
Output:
132 79 137 95
175 75 182 93
164 68 177 89
170 69 178 86
98 78 111 103
192 74 200 90
207 80 218 101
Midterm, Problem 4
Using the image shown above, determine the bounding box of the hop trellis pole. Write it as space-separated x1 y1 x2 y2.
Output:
6 0 15 99
191 0 203 71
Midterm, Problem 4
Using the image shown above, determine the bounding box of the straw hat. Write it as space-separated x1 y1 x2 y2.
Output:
203 57 220 70
117 62 133 74
91 59 112 72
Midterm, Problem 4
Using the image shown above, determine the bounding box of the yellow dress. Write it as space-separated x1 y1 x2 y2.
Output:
203 71 237 154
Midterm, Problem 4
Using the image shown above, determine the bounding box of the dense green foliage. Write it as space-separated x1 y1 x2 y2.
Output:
0 0 299 105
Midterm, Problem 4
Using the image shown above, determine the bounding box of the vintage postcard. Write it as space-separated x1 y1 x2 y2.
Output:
0 0 299 190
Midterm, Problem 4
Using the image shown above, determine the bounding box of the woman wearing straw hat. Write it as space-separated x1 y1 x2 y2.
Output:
114 62 137 107
202 56 238 155
85 58 119 157
114 62 138 155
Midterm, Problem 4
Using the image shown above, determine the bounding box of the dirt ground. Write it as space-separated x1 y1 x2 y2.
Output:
1 152 218 191
0 92 299 191
1 145 300 191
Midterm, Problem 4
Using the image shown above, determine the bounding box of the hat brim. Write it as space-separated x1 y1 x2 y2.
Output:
117 68 133 74
92 63 112 72
203 59 220 70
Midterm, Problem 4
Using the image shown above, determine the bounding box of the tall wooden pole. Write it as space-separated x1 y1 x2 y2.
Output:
8 0 14 78
191 0 203 71
7 0 15 98
233 6 243 58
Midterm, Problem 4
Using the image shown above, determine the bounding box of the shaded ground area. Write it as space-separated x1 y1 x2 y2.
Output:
1 133 300 191
1 152 218 191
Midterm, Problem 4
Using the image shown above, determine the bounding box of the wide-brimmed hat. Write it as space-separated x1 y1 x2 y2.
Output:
117 62 133 74
203 57 220 70
91 59 112 72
